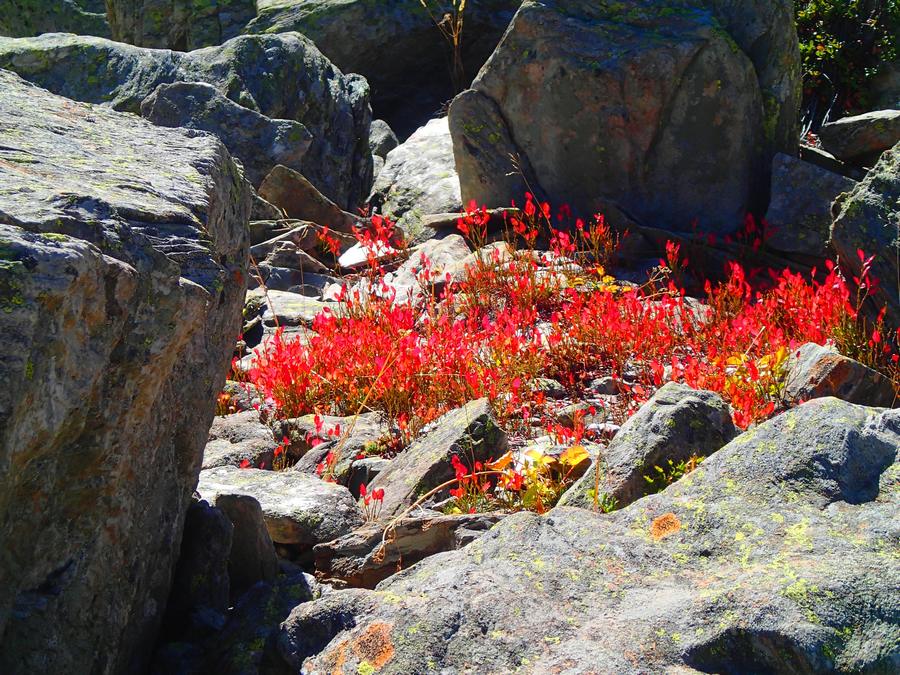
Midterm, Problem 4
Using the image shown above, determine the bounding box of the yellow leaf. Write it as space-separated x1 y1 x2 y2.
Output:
525 449 554 466
560 444 589 466
774 345 788 366
487 451 514 471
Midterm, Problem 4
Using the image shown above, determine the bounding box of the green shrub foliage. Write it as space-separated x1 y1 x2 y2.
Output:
796 0 900 125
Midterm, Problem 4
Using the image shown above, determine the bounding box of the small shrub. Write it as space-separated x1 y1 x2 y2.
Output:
245 196 899 516
797 0 900 126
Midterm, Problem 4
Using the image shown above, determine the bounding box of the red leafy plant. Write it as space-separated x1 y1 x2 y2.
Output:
359 483 385 522
246 196 899 501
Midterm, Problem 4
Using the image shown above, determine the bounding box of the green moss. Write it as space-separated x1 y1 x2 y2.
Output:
0 250 26 313
762 94 780 144
41 232 69 242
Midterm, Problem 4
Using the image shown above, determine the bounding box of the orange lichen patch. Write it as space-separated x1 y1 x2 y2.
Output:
309 636 349 675
650 512 681 540
352 622 395 670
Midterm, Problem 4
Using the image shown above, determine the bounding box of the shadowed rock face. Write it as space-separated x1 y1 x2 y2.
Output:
830 142 900 330
277 398 899 673
140 81 313 188
0 71 250 673
106 0 256 50
244 0 521 137
0 0 109 38
0 31 373 209
450 0 801 234
765 153 857 258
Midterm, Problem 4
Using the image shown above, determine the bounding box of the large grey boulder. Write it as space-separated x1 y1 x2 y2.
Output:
141 81 312 188
207 572 325 673
208 492 280 595
819 109 900 164
197 466 364 549
0 0 109 37
368 399 508 517
450 0 801 233
783 342 896 408
0 31 373 209
245 0 520 134
448 88 538 209
314 512 505 589
203 410 279 470
765 153 856 257
560 383 736 509
278 398 900 673
0 71 250 673
106 0 256 50
253 288 330 327
830 142 900 329
370 117 462 239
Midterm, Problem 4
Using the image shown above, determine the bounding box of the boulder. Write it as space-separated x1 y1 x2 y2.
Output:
141 82 312 189
209 493 280 595
0 31 372 209
372 154 385 182
106 0 256 50
244 0 520 136
830 142 900 329
0 71 250 673
784 343 896 408
346 457 392 499
255 267 338 296
448 88 539 209
819 109 900 164
765 153 857 257
0 0 109 37
203 410 279 470
368 399 508 517
258 165 360 232
253 289 330 327
798 143 866 181
314 512 505 588
207 572 325 673
450 0 801 233
162 499 233 641
369 119 399 159
250 194 285 224
278 398 900 673
370 117 462 240
561 383 736 509
197 466 364 549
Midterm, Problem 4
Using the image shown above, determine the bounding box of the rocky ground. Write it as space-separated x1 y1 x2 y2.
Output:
1 1 899 674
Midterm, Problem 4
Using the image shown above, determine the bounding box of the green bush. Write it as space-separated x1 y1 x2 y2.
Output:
796 0 900 125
